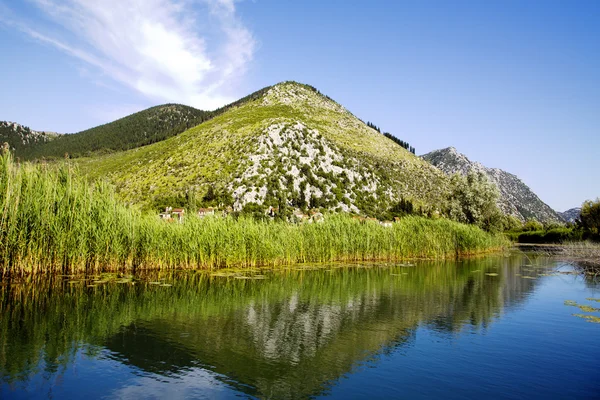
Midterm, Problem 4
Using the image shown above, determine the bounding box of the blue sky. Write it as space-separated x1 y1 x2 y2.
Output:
0 0 598 211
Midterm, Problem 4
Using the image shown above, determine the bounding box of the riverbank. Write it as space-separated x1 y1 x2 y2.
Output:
516 242 600 275
0 153 508 276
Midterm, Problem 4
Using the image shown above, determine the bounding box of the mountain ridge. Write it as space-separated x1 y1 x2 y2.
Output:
0 121 61 156
558 207 581 223
422 146 562 223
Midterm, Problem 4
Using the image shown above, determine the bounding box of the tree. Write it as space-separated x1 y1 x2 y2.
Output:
502 215 523 231
523 218 544 232
447 171 503 232
578 198 600 239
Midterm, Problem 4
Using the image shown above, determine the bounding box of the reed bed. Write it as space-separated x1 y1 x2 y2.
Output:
0 152 508 276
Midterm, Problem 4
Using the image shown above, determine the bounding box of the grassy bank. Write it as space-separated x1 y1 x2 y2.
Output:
0 152 508 276
507 227 581 244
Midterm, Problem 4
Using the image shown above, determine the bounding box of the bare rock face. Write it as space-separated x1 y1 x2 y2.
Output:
422 147 562 224
558 207 581 223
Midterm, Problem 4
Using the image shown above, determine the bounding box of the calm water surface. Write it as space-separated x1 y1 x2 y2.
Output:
1 253 599 399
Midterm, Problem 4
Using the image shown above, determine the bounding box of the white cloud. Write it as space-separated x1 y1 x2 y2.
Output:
4 0 255 110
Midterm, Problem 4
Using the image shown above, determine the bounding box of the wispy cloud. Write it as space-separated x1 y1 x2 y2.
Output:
2 0 255 110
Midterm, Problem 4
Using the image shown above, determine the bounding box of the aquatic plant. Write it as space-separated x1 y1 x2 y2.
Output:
0 152 508 276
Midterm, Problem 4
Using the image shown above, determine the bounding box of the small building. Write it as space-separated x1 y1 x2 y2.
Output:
171 208 185 222
198 207 215 217
159 206 172 220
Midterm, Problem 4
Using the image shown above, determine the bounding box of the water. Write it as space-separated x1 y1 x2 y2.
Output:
1 253 599 399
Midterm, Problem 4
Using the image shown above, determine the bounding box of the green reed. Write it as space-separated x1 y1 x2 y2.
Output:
0 152 508 276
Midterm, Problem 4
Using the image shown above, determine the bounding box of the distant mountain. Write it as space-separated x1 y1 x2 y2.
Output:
20 87 274 161
74 81 448 213
0 121 60 157
558 207 581 223
20 104 208 160
422 147 562 223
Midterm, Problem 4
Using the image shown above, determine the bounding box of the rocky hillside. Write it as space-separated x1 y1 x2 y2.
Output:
422 147 562 223
76 82 448 215
0 121 60 157
559 207 581 223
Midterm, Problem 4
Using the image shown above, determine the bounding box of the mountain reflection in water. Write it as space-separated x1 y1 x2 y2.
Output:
1 253 598 399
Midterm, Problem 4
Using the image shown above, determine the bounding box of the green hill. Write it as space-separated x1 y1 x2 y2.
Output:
0 121 60 158
75 81 449 216
20 86 272 160
20 104 208 160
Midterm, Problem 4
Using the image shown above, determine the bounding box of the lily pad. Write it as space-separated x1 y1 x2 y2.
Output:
521 276 536 280
564 300 578 306
586 298 600 302
578 305 600 313
485 273 499 277
573 314 600 323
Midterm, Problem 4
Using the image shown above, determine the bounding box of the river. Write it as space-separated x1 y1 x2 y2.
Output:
1 252 599 399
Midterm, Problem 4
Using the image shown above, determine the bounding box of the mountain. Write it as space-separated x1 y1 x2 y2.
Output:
21 104 208 160
75 81 448 214
559 207 581 223
421 147 562 223
19 87 273 161
0 121 60 157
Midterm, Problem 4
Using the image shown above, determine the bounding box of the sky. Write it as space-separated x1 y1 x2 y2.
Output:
0 0 598 211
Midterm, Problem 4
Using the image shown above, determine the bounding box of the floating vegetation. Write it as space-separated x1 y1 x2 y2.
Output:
485 273 499 277
471 270 481 273
564 300 578 306
586 298 600 302
573 314 600 323
521 276 536 280
578 305 600 313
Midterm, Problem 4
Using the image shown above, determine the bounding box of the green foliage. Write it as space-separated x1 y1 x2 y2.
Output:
0 122 57 158
502 215 523 231
0 153 506 275
446 171 503 233
515 227 580 244
579 198 600 239
523 219 544 231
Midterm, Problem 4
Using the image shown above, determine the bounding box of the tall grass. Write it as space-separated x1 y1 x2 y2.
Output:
0 152 508 276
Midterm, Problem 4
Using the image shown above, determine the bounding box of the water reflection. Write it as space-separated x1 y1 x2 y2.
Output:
0 253 574 398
